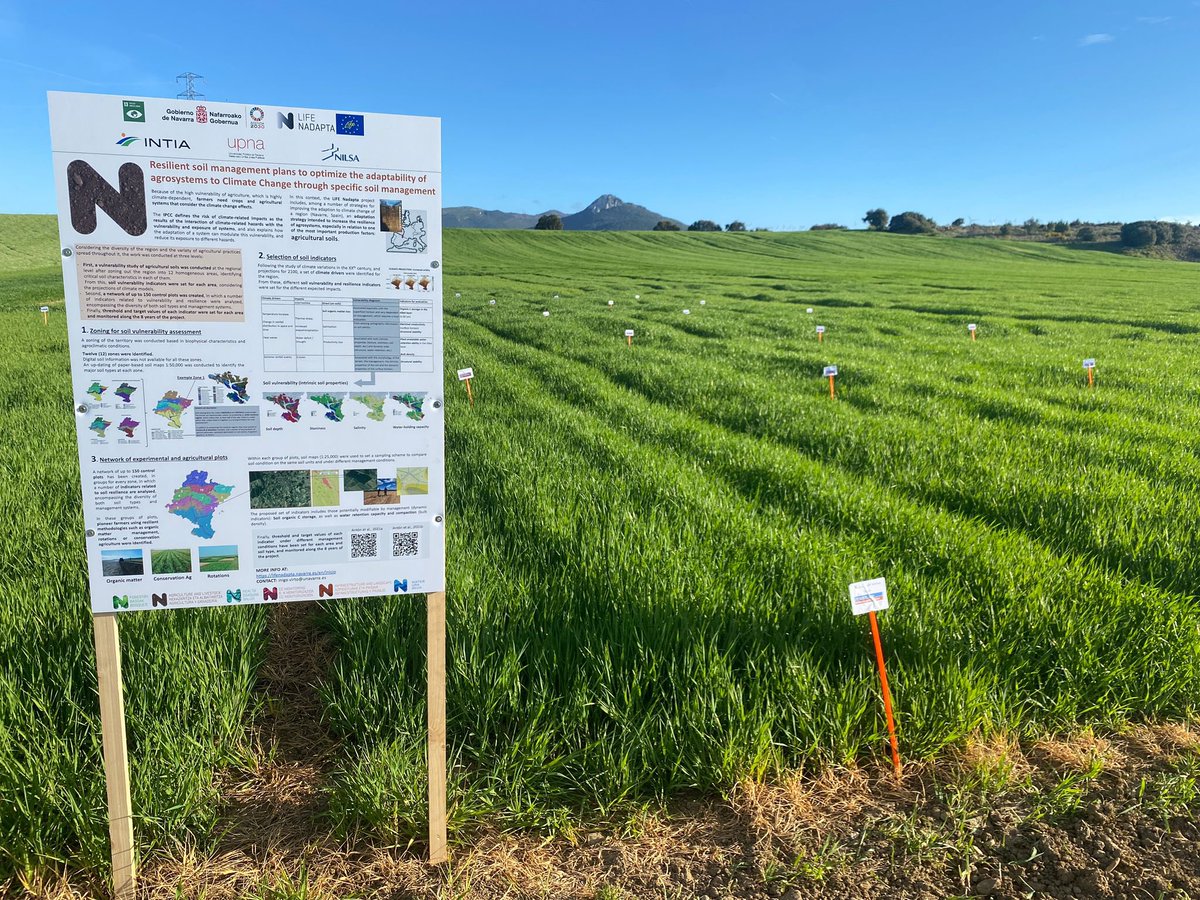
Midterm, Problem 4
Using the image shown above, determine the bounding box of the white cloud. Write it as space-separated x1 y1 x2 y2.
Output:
1136 16 1172 24
1078 33 1115 46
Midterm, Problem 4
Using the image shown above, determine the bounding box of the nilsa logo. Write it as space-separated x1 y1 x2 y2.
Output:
67 160 147 236
250 106 265 129
115 134 140 147
226 588 241 603
335 113 365 136
152 593 168 607
112 595 129 610
122 100 144 122
195 105 208 123
321 144 360 163
394 579 408 593
318 583 334 598
228 138 265 151
263 586 278 601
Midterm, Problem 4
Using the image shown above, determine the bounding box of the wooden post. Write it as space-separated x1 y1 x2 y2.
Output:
427 590 448 864
464 378 474 408
1087 368 1094 388
868 610 902 779
828 375 836 400
93 614 136 899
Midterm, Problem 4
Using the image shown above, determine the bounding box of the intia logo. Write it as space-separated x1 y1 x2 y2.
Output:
115 134 140 147
321 144 360 163
394 578 408 593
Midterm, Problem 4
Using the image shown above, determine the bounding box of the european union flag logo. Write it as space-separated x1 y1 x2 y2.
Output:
336 114 364 136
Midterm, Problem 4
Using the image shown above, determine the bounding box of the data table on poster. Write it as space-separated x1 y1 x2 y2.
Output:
261 296 434 373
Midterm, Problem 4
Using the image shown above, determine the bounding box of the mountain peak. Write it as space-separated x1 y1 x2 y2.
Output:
587 194 624 212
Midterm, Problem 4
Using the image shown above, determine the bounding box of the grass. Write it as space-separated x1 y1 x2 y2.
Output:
3 216 1200 883
151 549 193 575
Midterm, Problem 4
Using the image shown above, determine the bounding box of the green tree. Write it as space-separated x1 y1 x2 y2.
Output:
725 221 747 232
951 218 965 228
688 220 722 232
863 208 888 230
1120 221 1157 248
1076 226 1096 241
534 214 563 230
653 220 681 231
887 211 937 234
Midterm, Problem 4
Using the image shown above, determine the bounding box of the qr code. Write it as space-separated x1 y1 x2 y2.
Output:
392 530 420 557
350 532 379 559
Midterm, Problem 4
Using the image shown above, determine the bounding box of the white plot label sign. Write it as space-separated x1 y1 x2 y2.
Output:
456 368 474 381
50 91 445 614
849 578 889 616
823 365 838 377
1082 358 1096 369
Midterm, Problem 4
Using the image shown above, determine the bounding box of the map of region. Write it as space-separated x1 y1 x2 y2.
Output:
397 466 430 495
87 382 106 401
267 393 302 423
351 393 386 422
167 470 234 539
118 416 139 438
310 393 345 422
386 210 428 253
210 371 250 404
89 416 110 437
154 390 193 428
392 392 427 421
115 382 137 403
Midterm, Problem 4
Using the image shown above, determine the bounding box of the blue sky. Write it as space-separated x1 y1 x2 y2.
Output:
3 0 1198 228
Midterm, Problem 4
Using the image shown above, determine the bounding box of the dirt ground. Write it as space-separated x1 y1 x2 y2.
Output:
8 607 1199 899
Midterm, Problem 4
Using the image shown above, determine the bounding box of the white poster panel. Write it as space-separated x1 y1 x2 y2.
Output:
49 92 444 613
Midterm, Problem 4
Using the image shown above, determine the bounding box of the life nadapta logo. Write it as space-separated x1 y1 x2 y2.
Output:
115 134 140 147
394 579 408 593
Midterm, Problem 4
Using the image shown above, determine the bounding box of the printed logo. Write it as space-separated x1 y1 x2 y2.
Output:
122 100 145 122
250 106 264 122
279 111 334 132
318 583 334 598
263 586 278 601
152 593 168 607
225 588 241 603
115 134 140 147
112 595 129 610
321 143 360 163
394 578 408 593
277 111 294 129
195 104 208 124
335 113 365 136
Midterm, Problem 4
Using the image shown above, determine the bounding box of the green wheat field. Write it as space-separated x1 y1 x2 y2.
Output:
2 215 1200 882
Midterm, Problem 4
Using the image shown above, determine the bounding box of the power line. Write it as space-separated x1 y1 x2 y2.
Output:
175 72 205 100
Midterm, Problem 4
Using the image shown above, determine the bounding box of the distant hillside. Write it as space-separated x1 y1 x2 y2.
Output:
444 194 681 231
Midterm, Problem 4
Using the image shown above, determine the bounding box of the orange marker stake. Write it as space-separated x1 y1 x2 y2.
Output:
1083 358 1096 389
869 610 903 779
816 325 826 343
823 365 837 400
850 578 902 779
968 323 977 341
456 367 475 407
625 329 634 347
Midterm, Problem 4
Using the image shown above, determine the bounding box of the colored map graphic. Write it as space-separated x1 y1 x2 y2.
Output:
351 393 386 422
397 466 430 495
267 393 302 423
154 390 193 428
392 392 427 421
118 416 140 438
87 382 106 401
310 393 345 422
89 416 111 437
210 371 250 404
115 382 137 402
310 469 340 507
167 470 234 539
386 210 428 253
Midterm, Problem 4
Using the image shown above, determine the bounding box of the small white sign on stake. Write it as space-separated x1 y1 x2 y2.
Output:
624 329 635 337
40 305 50 312
489 299 496 306
816 325 826 334
682 308 691 315
700 300 706 306
542 310 550 317
1082 358 1096 369
807 307 814 313
849 577 889 616
607 300 614 307
823 365 838 377
457 368 474 381
968 323 977 331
